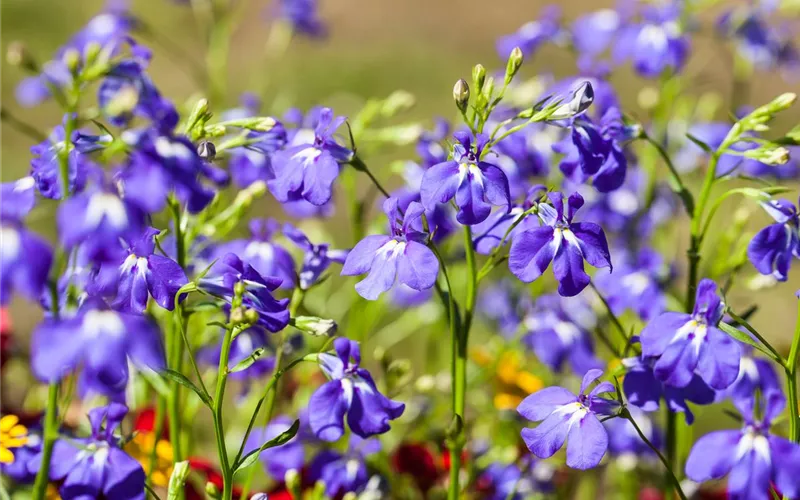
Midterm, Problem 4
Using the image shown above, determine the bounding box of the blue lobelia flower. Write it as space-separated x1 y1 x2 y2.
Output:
416 118 451 168
622 353 716 425
509 191 611 297
45 403 146 500
612 3 690 78
30 122 90 200
517 369 618 470
495 6 564 60
274 0 326 37
477 462 536 500
341 197 439 300
570 8 625 59
472 185 545 256
57 182 145 263
200 253 290 333
308 338 404 441
725 343 784 421
308 435 380 497
217 219 296 290
521 293 602 375
420 131 511 225
268 107 352 206
0 176 36 220
603 406 661 461
31 299 165 397
477 279 526 338
639 279 741 390
593 247 670 321
747 198 800 281
244 415 304 482
686 388 800 500
88 227 188 313
283 223 348 290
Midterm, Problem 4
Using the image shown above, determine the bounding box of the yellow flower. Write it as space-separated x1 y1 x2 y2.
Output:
125 431 174 487
0 414 29 464
491 352 544 411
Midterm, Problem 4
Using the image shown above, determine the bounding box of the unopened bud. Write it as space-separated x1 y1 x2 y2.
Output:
204 481 220 498
244 308 259 325
547 81 594 120
342 493 357 500
453 79 470 112
83 42 102 66
62 48 81 73
104 84 139 117
197 140 216 161
167 461 190 498
6 41 37 72
472 64 486 91
285 468 301 494
743 146 790 165
504 47 524 85
233 281 246 298
252 117 277 132
229 307 246 325
293 316 337 336
770 92 797 112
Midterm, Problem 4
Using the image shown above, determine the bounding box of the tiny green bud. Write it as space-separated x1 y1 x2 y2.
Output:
253 116 277 132
453 79 470 113
197 140 216 161
167 461 190 499
83 42 102 66
204 481 220 499
6 41 37 72
285 469 302 497
342 493 357 500
233 281 246 297
244 308 260 325
293 316 337 336
472 64 486 91
62 48 81 73
743 146 791 165
504 46 524 85
230 307 246 325
770 92 797 112
482 76 495 102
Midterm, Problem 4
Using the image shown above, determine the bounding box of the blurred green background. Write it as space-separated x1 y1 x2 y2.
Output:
2 0 800 429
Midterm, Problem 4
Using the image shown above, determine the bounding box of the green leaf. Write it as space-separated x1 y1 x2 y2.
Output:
685 132 714 154
140 368 170 398
234 419 300 473
167 461 190 500
194 258 219 282
718 322 780 363
229 348 265 373
161 369 212 407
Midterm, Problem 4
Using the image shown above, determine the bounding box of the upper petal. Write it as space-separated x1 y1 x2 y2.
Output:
517 387 577 422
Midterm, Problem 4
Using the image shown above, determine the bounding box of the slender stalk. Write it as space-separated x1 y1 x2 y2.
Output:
588 281 629 351
785 300 800 443
213 325 235 500
624 410 687 500
351 156 391 199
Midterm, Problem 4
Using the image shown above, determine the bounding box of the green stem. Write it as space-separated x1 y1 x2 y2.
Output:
785 300 800 443
351 155 391 199
624 410 687 500
213 325 234 500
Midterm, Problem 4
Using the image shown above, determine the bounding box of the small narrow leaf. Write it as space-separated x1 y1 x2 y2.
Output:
162 369 212 407
230 348 265 373
685 132 714 154
718 322 780 363
234 419 300 473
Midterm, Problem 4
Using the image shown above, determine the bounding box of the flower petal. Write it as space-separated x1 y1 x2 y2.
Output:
565 412 608 470
397 241 439 291
508 226 557 283
420 161 460 210
685 430 741 481
309 380 349 442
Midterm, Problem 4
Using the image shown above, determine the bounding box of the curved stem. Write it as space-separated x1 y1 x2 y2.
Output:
213 325 234 500
624 410 687 500
351 155 391 199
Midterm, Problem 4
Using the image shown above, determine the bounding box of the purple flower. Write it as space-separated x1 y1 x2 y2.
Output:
472 186 544 256
30 123 90 199
217 219 295 289
308 338 404 441
603 406 661 459
416 118 451 168
622 354 715 424
88 227 188 313
57 184 145 263
571 9 624 58
244 416 304 481
31 300 165 396
477 280 525 337
1 176 37 220
509 192 611 297
420 131 511 225
686 390 800 500
613 3 690 78
224 96 288 188
521 293 602 374
717 6 800 77
725 345 784 419
496 6 564 59
341 198 439 300
309 435 379 496
200 253 290 333
268 108 352 206
593 247 669 321
517 369 618 470
43 404 146 500
0 219 53 305
98 59 178 131
283 223 348 290
478 462 536 500
747 198 800 281
640 279 741 390
275 0 326 37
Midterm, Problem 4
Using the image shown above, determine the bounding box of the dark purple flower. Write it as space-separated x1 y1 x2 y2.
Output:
639 279 741 390
308 435 380 496
283 223 348 290
41 403 146 500
268 108 352 206
275 0 326 37
478 462 540 500
244 416 304 481
521 293 602 374
747 198 800 281
200 253 290 333
31 300 165 396
622 354 716 425
472 185 545 256
57 184 145 263
686 389 800 500
509 192 611 297
98 58 178 131
496 6 564 59
0 219 53 305
420 131 511 225
517 369 618 470
88 227 187 313
30 123 90 200
416 118 451 168
341 197 439 300
613 3 690 78
217 219 295 289
308 338 404 441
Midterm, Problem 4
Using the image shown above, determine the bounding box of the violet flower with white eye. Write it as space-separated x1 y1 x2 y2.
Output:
31 299 165 397
517 369 618 470
88 227 187 313
308 435 381 497
308 338 404 441
217 219 296 289
282 223 347 290
495 6 564 60
30 123 89 200
639 278 741 391
747 198 800 281
341 197 439 301
612 3 689 78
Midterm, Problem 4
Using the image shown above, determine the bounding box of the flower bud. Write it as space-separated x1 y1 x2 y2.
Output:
204 481 220 499
504 47 523 86
6 41 38 72
453 79 470 113
197 140 216 161
62 48 81 74
104 84 139 117
233 281 246 298
769 92 797 113
285 469 301 497
244 308 260 325
743 146 791 165
293 316 337 336
252 116 277 132
547 81 594 120
229 307 246 325
83 42 102 67
472 64 486 91
167 461 190 498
